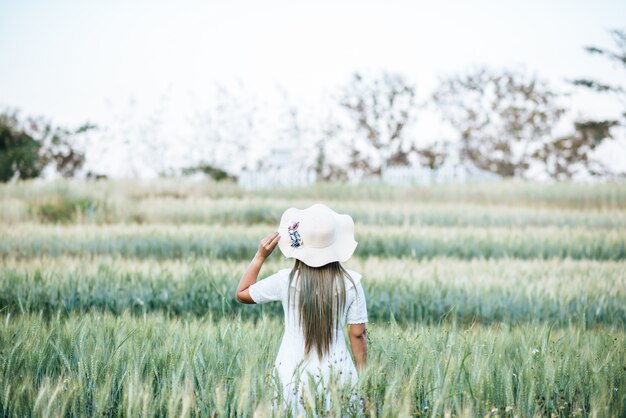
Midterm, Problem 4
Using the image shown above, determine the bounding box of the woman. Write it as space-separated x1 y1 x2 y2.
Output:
235 203 368 414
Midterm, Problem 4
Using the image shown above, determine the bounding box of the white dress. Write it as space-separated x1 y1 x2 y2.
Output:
248 268 369 414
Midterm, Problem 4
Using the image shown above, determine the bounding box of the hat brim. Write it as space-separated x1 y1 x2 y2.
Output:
276 207 358 268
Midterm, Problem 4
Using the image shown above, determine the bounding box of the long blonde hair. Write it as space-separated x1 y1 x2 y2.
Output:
287 259 355 360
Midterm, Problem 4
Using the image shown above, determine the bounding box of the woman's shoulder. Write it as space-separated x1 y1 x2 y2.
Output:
262 268 291 284
275 268 292 278
344 269 362 279
343 269 362 288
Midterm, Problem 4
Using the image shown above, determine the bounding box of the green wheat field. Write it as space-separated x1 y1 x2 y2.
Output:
0 179 625 417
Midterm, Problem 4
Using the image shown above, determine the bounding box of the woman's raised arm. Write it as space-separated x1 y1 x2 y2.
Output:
235 231 280 304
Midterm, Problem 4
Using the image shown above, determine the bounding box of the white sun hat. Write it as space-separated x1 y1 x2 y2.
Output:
276 203 358 268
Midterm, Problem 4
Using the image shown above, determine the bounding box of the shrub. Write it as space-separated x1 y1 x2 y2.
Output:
29 196 96 223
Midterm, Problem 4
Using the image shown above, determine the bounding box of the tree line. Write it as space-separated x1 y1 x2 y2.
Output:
1 29 624 182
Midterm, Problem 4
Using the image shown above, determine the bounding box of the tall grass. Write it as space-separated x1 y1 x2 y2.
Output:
1 179 625 416
1 224 624 260
2 178 626 208
117 200 626 228
1 313 624 417
4 197 626 227
0 257 624 327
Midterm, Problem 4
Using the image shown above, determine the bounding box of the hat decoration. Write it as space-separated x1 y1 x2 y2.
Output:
288 222 303 248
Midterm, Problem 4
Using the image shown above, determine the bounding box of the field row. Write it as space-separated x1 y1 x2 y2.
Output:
4 197 626 227
1 312 623 417
1 224 624 261
1 257 624 326
2 178 626 208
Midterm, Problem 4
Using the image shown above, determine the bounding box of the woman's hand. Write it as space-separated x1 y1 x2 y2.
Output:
257 231 281 259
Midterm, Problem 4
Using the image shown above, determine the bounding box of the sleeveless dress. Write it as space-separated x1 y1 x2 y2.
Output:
248 268 369 414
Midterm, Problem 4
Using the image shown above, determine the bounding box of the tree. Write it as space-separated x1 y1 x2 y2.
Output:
571 29 626 123
569 28 626 177
0 111 43 181
415 140 450 170
37 121 96 178
433 68 566 178
0 109 95 182
338 72 419 177
532 120 619 180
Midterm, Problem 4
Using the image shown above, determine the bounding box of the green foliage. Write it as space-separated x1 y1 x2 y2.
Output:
1 179 625 416
37 121 96 178
110 201 625 228
0 110 94 182
0 111 44 181
28 196 96 223
1 224 624 260
0 313 624 417
0 257 624 327
181 163 236 181
2 178 626 209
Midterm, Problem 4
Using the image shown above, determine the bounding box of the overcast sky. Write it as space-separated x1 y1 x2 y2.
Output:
1 0 625 177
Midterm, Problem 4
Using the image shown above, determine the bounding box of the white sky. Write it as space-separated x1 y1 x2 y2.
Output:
1 0 625 177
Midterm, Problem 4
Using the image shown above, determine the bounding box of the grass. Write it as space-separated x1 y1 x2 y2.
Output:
0 257 624 327
2 178 626 208
0 313 624 417
5 198 626 228
1 224 624 261
0 178 625 416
